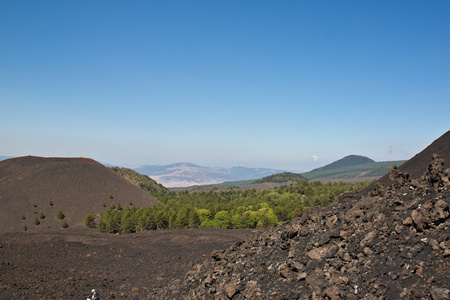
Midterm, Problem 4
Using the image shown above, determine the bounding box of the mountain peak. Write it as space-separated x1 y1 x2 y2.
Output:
315 155 375 172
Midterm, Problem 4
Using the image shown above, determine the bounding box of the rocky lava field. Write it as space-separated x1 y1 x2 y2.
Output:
158 155 450 299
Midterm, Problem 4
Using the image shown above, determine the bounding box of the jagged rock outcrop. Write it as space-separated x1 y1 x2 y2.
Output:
156 156 450 299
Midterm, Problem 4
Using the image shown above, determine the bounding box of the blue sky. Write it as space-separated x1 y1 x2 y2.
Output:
1 1 449 171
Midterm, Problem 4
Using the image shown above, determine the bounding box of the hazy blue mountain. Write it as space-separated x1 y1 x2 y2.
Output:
134 162 287 188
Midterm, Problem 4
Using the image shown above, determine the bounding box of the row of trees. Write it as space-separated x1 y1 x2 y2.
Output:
91 180 372 234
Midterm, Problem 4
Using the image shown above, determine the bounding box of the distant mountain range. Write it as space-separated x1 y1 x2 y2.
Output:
0 155 406 188
133 155 406 188
134 163 287 188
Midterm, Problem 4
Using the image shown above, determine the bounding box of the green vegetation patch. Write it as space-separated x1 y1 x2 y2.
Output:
94 180 372 234
254 172 307 184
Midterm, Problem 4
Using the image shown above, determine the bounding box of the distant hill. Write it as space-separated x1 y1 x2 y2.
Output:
0 156 161 233
253 172 307 184
302 155 405 181
173 156 404 192
175 172 308 192
313 155 375 171
134 162 287 188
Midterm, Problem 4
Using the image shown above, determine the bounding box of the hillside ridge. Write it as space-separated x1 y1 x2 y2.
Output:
0 156 161 233
313 155 375 171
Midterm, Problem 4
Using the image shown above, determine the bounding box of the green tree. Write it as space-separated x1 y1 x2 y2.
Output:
34 217 40 226
189 209 201 228
174 207 190 228
196 209 212 224
61 220 68 228
214 211 232 229
56 209 65 220
120 208 137 234
39 211 45 219
48 200 53 206
23 225 27 232
84 214 96 228
21 214 26 220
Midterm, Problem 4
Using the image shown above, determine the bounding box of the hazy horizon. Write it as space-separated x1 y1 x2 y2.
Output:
1 1 449 172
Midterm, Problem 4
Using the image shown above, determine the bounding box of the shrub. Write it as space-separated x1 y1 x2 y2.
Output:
34 217 40 226
48 200 53 206
39 212 45 219
109 193 113 199
56 209 65 220
33 204 37 208
23 225 27 232
103 202 106 207
21 214 26 220
84 214 96 228
116 203 122 210
61 220 68 228
129 201 133 206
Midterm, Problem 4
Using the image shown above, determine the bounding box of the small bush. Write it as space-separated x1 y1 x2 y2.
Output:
61 220 68 228
49 200 53 206
56 209 65 220
23 225 27 232
116 203 122 210
84 214 96 228
102 202 106 207
33 204 37 208
21 214 26 220
129 201 133 206
34 211 37 214
109 193 113 199
34 217 40 226
39 212 45 219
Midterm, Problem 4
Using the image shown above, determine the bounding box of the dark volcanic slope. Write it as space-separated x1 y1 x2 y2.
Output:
0 156 160 233
157 148 450 299
361 130 450 195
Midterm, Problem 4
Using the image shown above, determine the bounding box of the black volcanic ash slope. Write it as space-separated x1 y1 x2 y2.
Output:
156 155 450 299
361 130 450 196
0 156 161 233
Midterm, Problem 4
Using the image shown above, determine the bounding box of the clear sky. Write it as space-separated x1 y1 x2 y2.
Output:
1 1 449 171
